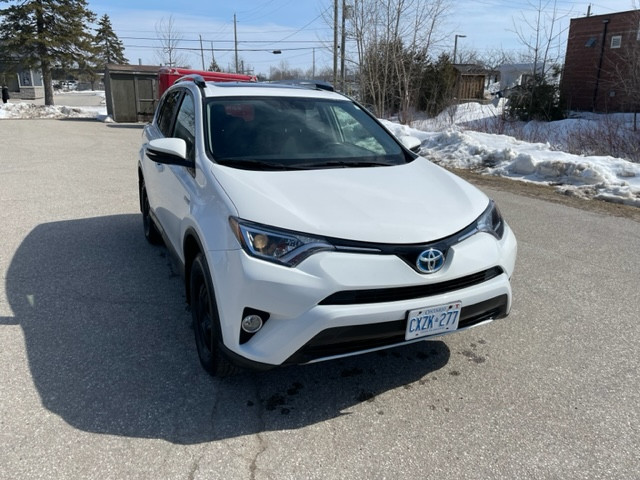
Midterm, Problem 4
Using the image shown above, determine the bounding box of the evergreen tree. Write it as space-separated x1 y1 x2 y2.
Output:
0 0 96 105
94 14 127 69
418 54 457 117
208 55 220 72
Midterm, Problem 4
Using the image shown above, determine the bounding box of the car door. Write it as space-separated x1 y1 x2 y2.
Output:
146 89 199 258
144 88 182 218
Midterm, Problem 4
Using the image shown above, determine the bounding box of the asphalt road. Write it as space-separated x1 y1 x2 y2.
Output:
1 119 639 480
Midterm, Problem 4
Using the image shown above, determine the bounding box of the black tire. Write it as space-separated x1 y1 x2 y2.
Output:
140 184 162 245
190 253 238 377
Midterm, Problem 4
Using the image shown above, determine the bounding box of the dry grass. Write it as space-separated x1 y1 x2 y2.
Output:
465 114 640 163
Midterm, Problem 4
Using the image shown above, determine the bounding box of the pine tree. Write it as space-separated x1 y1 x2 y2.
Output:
94 14 128 69
0 0 96 105
208 55 220 72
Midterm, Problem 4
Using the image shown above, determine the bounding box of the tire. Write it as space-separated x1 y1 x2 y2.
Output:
140 183 162 245
190 253 238 377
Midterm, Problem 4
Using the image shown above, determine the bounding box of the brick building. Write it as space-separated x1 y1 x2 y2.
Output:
561 9 640 112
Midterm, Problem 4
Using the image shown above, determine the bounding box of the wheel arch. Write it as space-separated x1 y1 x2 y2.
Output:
183 228 206 305
137 166 144 213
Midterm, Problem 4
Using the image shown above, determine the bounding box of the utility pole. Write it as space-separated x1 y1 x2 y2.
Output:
340 0 346 91
234 13 239 73
593 19 609 111
333 0 338 86
312 48 316 79
199 35 205 70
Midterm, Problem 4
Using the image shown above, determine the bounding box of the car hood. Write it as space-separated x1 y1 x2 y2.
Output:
211 158 488 244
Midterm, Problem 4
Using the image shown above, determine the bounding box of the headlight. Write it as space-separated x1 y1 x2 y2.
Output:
229 217 335 267
476 200 505 239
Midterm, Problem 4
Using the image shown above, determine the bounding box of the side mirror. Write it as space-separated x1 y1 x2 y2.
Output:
146 138 192 167
399 135 422 153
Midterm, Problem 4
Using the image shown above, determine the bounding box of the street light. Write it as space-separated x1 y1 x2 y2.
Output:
453 34 466 64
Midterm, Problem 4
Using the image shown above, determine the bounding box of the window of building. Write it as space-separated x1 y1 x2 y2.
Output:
585 37 596 47
637 21 640 41
610 35 622 48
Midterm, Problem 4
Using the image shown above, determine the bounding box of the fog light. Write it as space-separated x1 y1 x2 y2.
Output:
241 314 263 333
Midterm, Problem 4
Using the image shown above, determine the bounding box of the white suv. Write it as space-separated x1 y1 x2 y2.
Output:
138 76 517 376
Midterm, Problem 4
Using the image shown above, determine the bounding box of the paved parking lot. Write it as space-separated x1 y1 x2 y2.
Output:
1 119 639 479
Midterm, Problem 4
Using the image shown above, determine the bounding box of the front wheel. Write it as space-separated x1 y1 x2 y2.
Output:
190 253 238 377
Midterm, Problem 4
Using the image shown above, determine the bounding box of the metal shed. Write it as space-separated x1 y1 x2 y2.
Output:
104 64 160 123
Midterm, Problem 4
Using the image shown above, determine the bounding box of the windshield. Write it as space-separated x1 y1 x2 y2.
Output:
204 96 408 170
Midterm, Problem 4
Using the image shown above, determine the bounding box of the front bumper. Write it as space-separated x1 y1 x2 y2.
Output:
208 225 517 367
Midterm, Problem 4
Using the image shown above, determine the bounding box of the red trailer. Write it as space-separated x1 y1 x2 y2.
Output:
157 67 257 98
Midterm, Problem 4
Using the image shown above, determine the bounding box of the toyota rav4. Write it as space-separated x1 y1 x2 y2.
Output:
138 76 517 376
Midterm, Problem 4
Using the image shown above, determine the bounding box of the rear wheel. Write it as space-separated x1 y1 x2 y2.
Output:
140 183 162 245
190 253 238 377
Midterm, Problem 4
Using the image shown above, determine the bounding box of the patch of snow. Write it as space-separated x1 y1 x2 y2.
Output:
382 115 640 208
0 102 106 120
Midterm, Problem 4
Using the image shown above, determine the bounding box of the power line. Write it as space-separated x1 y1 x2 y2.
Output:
119 35 328 44
123 44 320 53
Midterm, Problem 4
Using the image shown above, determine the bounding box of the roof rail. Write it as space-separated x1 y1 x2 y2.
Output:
174 74 207 90
269 79 335 92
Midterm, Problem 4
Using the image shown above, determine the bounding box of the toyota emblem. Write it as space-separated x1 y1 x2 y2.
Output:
416 249 445 273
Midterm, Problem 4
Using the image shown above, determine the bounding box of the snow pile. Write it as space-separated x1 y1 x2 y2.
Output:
0 90 110 121
0 102 108 120
382 119 640 207
412 99 506 131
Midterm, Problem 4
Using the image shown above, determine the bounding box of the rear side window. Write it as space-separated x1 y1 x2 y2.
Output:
156 90 182 137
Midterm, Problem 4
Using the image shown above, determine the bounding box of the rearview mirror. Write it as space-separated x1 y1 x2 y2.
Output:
399 135 422 153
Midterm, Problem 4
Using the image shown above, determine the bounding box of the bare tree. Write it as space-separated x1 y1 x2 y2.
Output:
611 9 640 130
509 0 568 120
155 16 189 67
269 60 304 80
347 0 451 121
477 49 515 71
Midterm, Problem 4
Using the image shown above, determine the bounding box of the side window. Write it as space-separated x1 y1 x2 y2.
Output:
156 90 182 137
331 106 386 154
174 93 196 161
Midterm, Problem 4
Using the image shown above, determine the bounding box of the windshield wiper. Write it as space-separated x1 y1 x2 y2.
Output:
216 158 300 171
305 160 397 168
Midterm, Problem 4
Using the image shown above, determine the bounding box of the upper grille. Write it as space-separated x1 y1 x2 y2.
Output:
319 267 504 305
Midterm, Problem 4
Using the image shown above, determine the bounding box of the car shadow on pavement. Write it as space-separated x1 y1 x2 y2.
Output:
4 214 450 444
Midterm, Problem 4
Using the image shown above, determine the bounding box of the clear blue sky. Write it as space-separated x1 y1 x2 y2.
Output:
87 0 637 75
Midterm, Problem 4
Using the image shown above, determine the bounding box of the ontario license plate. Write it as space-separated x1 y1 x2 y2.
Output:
405 301 462 340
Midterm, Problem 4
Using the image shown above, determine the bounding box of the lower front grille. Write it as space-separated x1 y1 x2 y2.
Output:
284 295 509 365
318 267 504 305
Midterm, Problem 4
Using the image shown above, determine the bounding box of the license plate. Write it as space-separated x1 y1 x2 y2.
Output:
405 301 462 340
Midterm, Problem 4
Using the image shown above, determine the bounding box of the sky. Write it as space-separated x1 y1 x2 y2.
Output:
85 0 638 75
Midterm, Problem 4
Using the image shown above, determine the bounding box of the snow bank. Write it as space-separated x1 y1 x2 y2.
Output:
382 119 640 208
0 103 110 120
